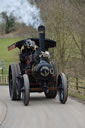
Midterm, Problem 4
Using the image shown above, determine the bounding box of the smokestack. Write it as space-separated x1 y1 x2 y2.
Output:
38 25 45 52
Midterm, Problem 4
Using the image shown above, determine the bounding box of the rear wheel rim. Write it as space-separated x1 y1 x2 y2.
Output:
9 80 13 97
9 70 13 98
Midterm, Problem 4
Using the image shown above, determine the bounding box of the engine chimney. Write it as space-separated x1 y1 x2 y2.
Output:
38 25 45 52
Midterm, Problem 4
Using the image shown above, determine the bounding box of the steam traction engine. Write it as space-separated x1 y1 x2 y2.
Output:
8 26 68 106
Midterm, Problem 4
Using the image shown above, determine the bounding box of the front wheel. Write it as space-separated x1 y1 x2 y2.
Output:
57 73 68 104
22 74 30 106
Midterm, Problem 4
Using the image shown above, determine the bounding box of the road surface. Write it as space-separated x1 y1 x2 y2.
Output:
0 86 85 128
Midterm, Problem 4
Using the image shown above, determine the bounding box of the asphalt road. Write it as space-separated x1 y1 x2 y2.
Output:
0 86 85 128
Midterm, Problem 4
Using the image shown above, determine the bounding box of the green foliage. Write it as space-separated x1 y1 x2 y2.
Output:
1 12 15 34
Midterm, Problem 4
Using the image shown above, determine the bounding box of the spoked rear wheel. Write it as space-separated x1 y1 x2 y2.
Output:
9 64 17 100
22 74 30 106
57 73 68 104
9 64 21 100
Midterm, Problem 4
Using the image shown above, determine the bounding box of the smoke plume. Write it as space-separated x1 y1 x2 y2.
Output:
0 0 43 29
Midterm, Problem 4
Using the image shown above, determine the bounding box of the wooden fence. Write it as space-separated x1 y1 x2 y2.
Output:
68 77 85 95
0 75 85 95
0 75 8 85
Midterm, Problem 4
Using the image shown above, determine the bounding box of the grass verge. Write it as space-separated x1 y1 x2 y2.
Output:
0 38 22 74
69 90 85 103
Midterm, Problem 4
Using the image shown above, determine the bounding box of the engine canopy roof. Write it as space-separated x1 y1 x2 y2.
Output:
8 38 56 51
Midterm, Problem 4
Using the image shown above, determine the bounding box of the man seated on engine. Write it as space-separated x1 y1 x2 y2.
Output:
20 39 37 73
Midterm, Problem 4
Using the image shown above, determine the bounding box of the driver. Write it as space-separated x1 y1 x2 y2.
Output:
20 40 37 72
25 39 36 50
